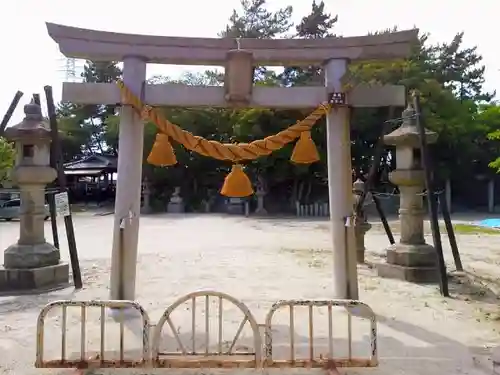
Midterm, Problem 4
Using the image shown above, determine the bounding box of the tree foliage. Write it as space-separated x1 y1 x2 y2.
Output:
0 137 14 183
55 0 499 211
56 61 122 160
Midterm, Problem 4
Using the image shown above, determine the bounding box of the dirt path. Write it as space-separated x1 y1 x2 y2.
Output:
0 214 499 374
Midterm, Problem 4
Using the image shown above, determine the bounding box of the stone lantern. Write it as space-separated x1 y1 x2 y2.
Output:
0 101 69 292
376 104 439 282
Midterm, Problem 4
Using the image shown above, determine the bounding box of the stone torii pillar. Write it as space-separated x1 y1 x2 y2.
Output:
325 59 358 299
109 57 146 301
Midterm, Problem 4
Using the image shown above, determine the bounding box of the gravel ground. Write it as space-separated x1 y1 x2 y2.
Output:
0 213 499 375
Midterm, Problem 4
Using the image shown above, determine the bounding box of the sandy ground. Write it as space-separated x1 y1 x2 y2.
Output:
0 212 499 375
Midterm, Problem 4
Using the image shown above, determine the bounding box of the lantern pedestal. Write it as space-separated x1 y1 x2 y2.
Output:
376 243 438 283
0 263 70 293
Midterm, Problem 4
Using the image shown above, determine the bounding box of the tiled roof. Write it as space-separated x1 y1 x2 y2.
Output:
64 154 117 170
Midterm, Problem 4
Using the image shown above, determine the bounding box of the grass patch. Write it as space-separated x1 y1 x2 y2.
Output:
452 223 500 235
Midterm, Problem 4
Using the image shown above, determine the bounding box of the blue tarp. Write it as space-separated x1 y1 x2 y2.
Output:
476 218 500 228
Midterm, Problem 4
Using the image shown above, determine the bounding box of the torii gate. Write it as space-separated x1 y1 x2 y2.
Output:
46 23 416 302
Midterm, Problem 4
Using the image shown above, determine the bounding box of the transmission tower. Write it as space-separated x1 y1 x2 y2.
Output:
57 57 84 82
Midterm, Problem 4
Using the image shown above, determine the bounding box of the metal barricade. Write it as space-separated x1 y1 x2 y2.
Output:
34 295 377 370
35 300 151 368
151 291 262 368
264 299 378 368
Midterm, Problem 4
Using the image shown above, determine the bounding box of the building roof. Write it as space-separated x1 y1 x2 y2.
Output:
64 154 117 171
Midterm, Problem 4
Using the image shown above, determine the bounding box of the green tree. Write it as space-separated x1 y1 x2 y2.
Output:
0 137 14 183
56 102 93 161
56 61 122 160
344 29 494 183
219 0 293 39
431 32 495 102
280 1 338 87
484 104 500 172
220 0 293 81
54 0 498 211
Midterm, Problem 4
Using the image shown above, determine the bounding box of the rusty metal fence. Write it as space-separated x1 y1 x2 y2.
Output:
35 292 377 370
152 291 262 368
264 299 377 368
35 300 151 368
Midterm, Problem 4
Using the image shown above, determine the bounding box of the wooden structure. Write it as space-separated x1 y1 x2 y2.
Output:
64 154 117 203
64 154 117 178
46 22 416 302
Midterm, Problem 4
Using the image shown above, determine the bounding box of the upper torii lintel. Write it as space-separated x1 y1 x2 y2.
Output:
46 22 419 66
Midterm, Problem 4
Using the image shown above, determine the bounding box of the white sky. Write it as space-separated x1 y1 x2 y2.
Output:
0 0 498 125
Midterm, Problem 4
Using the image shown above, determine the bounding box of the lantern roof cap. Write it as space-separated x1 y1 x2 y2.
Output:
383 104 437 147
4 101 51 142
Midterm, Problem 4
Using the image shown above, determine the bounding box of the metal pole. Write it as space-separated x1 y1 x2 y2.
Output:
372 196 395 244
44 86 83 289
412 92 449 297
32 94 60 249
0 91 23 136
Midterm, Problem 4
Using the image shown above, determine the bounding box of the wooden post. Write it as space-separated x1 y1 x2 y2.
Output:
44 86 83 289
488 179 495 213
445 178 452 213
109 56 146 301
438 192 463 272
354 107 396 245
413 93 449 297
32 94 60 250
325 59 358 300
0 91 23 136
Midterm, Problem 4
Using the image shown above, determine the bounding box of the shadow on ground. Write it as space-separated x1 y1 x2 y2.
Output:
448 271 500 306
74 310 496 375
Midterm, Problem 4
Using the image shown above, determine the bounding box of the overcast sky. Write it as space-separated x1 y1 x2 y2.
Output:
0 0 497 125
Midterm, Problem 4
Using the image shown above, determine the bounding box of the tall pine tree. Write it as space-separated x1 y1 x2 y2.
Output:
57 61 122 158
280 1 338 87
219 0 293 82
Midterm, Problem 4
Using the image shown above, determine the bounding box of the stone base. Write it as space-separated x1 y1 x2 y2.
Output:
226 203 244 215
4 242 61 269
255 207 267 215
376 262 439 283
167 201 184 213
0 262 69 293
386 242 437 267
376 242 439 283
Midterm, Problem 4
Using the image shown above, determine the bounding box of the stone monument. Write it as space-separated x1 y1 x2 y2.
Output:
167 187 184 213
0 102 69 292
376 105 439 282
352 178 371 263
226 197 245 215
255 176 267 215
141 177 152 214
